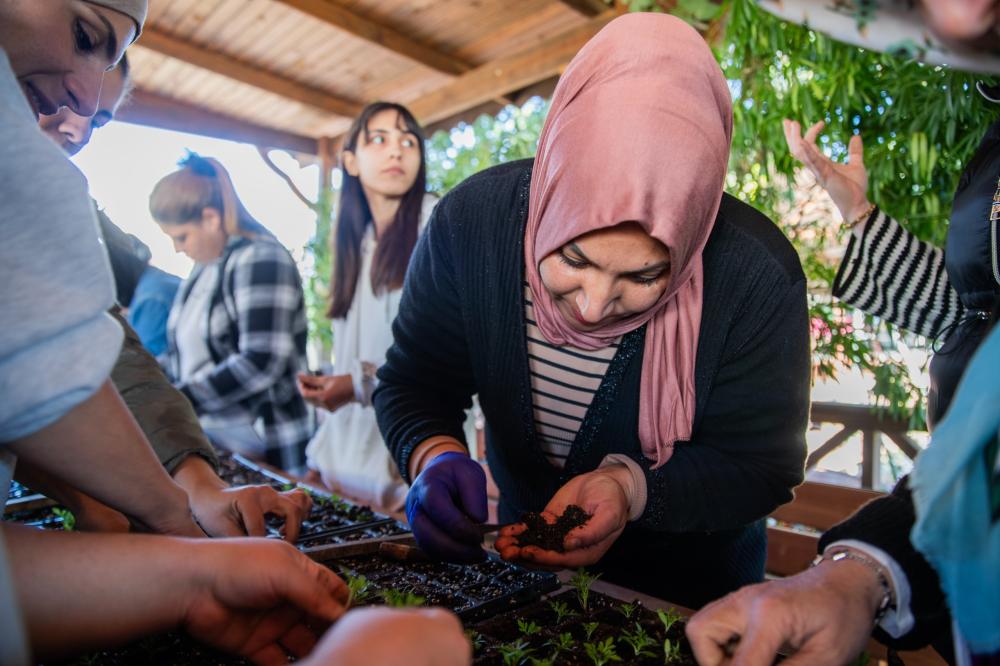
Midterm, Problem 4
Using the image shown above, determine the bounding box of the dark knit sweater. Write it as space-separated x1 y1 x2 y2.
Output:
375 160 810 607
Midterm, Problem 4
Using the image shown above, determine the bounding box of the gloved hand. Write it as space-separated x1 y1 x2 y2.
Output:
405 451 488 563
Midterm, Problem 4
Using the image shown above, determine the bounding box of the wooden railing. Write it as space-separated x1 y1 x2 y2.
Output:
808 402 924 489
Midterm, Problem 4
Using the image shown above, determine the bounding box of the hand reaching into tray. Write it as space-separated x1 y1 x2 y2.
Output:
495 465 630 568
173 455 313 541
685 553 887 666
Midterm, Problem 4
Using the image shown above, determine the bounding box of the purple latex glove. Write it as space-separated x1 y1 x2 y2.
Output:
406 451 488 563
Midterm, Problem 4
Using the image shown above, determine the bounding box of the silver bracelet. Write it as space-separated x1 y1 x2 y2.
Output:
812 548 896 624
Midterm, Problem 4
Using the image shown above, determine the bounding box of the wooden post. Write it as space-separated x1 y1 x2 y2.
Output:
861 430 881 489
318 136 334 196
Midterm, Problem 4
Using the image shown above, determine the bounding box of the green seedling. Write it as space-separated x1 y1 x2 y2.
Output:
52 507 75 531
582 621 600 641
499 639 534 666
616 602 637 620
548 599 577 623
280 482 296 492
517 618 542 636
584 637 621 666
620 622 657 658
380 588 425 608
569 568 601 612
656 607 683 633
663 638 682 664
545 631 575 656
465 629 486 652
529 659 554 666
344 573 372 606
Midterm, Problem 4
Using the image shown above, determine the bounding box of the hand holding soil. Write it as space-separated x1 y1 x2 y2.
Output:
496 466 630 568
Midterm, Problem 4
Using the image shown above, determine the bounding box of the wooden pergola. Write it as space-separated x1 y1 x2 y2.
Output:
119 0 623 172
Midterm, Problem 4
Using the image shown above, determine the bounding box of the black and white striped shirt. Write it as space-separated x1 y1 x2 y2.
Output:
833 209 964 340
524 285 619 467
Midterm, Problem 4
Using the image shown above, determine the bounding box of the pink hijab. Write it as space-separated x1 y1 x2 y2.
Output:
524 13 733 469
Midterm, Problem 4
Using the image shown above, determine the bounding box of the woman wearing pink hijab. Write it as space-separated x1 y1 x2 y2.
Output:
375 13 810 607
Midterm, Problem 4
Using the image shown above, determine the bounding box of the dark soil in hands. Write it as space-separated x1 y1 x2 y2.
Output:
515 505 592 552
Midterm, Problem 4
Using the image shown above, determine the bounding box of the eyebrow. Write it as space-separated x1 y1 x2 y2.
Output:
96 13 120 66
566 242 670 277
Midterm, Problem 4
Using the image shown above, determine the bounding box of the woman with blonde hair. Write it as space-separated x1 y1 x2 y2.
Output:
151 154 311 472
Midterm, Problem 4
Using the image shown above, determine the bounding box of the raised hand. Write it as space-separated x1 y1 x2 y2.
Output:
783 119 872 226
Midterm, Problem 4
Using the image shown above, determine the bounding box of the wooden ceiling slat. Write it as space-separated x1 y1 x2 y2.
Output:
407 12 615 127
135 29 363 118
271 0 471 75
119 88 319 154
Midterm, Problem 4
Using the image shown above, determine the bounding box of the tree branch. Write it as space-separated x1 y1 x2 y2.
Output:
257 147 318 212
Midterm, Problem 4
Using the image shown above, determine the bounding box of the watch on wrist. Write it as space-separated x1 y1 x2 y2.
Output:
812 548 896 624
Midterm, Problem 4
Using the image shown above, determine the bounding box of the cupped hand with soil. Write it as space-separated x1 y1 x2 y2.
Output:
496 464 631 568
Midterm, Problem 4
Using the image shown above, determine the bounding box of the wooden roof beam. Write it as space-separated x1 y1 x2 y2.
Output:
558 0 612 16
272 0 471 76
136 28 363 118
406 13 617 127
117 88 320 155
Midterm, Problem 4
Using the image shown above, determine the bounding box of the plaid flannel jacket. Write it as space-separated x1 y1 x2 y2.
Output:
166 234 312 472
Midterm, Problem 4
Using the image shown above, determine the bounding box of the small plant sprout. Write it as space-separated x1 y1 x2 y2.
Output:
583 621 600 641
656 607 683 634
663 638 682 664
616 602 636 620
517 618 542 636
51 507 75 531
620 622 657 658
465 629 486 652
344 573 372 606
545 632 575 656
548 599 577 623
499 639 534 666
529 659 554 666
583 637 621 666
379 588 426 608
280 482 296 492
569 568 601 612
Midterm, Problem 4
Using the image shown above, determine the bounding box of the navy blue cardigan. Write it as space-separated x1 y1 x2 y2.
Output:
375 160 809 607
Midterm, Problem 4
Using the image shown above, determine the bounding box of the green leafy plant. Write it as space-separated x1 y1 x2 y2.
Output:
466 629 486 652
548 599 577 623
380 588 425 608
52 507 75 531
616 602 637 619
517 618 542 636
545 631 576 657
584 637 622 666
280 482 296 492
656 608 683 634
620 622 657 658
570 568 601 612
663 638 683 664
582 622 600 642
499 639 534 666
343 573 372 606
529 659 554 666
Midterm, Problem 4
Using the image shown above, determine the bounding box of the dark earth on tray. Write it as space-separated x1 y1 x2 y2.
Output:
515 505 592 553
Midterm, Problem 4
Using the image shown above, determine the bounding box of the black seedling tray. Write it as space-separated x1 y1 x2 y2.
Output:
334 553 560 624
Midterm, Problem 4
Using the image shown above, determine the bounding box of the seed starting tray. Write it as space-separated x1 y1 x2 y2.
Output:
333 553 561 624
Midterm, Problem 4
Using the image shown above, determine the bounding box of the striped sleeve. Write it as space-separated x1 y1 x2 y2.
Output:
832 209 964 339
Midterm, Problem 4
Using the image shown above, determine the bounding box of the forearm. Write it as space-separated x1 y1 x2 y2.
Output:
172 455 228 495
408 436 468 480
7 380 194 533
109 308 218 474
5 523 195 659
12 462 106 517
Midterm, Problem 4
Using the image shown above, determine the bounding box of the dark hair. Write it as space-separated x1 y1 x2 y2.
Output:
149 153 269 239
328 102 427 319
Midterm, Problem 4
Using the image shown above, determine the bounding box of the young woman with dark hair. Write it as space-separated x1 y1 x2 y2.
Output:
298 102 436 511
